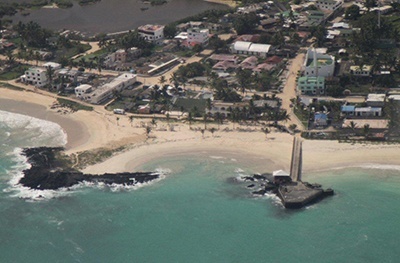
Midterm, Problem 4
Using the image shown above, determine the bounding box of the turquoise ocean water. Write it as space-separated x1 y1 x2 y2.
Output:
1 109 400 262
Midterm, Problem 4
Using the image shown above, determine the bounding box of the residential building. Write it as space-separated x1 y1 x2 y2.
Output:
315 0 343 12
43 62 62 70
138 24 165 44
56 68 81 83
314 112 328 127
75 84 93 100
341 105 355 117
209 54 239 64
350 65 372 77
206 101 247 118
230 41 272 58
297 76 325 95
354 107 382 117
303 48 335 77
366 94 386 107
240 56 258 69
21 67 48 87
212 60 238 72
187 28 209 47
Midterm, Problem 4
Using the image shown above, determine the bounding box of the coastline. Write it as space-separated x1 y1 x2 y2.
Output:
203 0 237 8
1 85 400 178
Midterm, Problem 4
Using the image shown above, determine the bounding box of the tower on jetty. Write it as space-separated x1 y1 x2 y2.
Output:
275 137 333 209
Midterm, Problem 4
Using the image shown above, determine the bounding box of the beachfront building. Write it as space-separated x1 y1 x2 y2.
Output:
230 41 272 58
138 24 165 44
186 28 209 47
74 84 93 100
21 67 48 87
78 73 137 104
315 0 343 12
206 101 248 118
297 76 325 95
303 48 335 78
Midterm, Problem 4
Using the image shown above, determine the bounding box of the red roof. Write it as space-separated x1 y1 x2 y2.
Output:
265 56 283 64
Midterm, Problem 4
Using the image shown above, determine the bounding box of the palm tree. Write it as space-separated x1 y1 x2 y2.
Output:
151 118 157 127
214 112 223 129
187 112 193 128
262 127 270 140
203 113 208 130
363 124 370 139
145 126 152 140
129 116 134 127
46 65 54 91
169 72 180 88
96 56 104 74
5 49 15 66
348 121 357 135
159 75 166 86
34 51 41 66
209 127 216 137
166 112 170 125
79 57 86 69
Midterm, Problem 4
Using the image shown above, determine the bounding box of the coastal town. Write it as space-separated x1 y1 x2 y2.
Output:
1 0 400 260
1 0 400 144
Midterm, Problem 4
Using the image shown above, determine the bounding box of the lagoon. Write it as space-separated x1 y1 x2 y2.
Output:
8 0 228 36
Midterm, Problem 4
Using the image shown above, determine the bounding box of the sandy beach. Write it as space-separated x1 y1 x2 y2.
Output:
1 86 400 178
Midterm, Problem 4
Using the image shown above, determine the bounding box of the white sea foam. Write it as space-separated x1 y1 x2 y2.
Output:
0 110 67 147
5 160 169 200
357 164 400 171
324 163 400 172
209 156 226 160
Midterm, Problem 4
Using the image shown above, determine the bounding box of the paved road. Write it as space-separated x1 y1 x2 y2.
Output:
277 53 306 130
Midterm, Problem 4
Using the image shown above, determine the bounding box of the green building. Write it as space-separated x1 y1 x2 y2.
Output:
297 76 325 95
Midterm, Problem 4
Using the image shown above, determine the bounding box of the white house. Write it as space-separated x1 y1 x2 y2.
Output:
231 41 272 58
21 67 48 87
43 62 62 70
75 84 93 100
187 28 209 47
350 65 372 77
303 48 335 77
138 24 165 44
315 0 343 12
354 107 382 117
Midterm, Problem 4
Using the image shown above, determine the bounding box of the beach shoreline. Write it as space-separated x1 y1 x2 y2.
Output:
1 86 400 178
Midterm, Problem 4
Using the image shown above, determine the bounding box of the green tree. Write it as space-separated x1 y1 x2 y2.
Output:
163 24 177 39
345 5 361 20
45 65 55 91
159 75 166 86
236 68 252 95
363 124 370 139
233 13 259 35
209 127 216 137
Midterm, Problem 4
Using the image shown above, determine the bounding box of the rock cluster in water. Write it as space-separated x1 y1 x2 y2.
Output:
19 147 159 190
238 173 334 209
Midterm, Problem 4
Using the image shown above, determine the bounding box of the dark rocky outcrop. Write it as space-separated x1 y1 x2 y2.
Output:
236 173 334 209
19 147 159 190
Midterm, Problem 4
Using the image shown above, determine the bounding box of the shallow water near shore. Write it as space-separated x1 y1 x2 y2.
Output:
1 111 400 262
